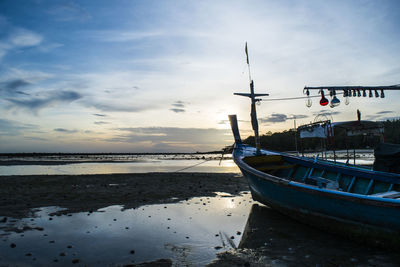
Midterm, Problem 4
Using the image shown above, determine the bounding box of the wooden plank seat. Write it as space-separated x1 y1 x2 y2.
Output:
371 191 400 199
257 164 296 172
305 176 339 190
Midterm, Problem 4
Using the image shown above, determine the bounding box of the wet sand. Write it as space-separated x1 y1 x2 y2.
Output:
0 172 247 219
1 172 400 266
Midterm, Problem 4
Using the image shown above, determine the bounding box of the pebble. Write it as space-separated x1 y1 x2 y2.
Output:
72 259 80 264
25 253 32 256
130 250 135 254
10 243 16 248
60 252 66 257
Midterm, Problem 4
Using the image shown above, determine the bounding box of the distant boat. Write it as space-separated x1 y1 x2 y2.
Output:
230 44 400 246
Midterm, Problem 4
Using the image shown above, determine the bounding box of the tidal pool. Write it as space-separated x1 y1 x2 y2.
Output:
0 192 253 266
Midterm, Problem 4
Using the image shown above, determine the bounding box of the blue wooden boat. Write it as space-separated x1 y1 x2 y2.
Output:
230 44 400 246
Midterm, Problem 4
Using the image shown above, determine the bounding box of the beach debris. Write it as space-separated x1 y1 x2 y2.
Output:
214 246 223 250
236 231 242 235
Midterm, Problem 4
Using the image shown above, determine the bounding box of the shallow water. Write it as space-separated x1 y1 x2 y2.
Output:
0 192 253 266
1 192 399 266
0 159 239 176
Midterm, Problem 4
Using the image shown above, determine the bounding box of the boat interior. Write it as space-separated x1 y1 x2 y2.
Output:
243 154 400 199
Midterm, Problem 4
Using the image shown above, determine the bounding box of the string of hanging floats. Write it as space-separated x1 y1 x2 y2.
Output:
258 85 400 108
303 85 400 108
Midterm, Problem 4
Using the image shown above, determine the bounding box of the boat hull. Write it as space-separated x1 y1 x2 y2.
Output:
234 146 400 247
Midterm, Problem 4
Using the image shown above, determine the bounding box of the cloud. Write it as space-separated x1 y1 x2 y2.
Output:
170 100 187 113
376 111 394 115
260 113 288 123
54 128 78 134
171 100 185 108
6 90 82 113
365 110 396 121
170 108 185 113
9 28 43 47
93 113 107 117
0 118 38 136
0 79 32 96
86 101 153 112
94 121 109 125
46 2 91 21
110 127 231 147
312 110 341 116
288 114 309 120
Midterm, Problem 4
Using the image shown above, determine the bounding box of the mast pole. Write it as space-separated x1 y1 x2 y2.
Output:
246 42 261 153
234 43 269 154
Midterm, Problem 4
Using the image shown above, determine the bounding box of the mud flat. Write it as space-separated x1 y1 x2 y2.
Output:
0 172 247 219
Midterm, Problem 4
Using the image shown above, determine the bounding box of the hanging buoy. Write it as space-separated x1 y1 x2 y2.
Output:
319 90 329 106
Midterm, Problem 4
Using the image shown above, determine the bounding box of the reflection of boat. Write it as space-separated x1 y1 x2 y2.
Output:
238 204 399 265
230 45 400 246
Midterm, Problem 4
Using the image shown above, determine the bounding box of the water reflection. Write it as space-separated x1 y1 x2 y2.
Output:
0 159 239 176
237 204 400 266
0 193 253 266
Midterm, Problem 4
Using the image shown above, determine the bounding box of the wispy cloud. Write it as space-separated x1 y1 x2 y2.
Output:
0 118 38 136
170 108 185 113
0 26 43 61
54 128 78 134
46 2 91 21
6 90 82 113
93 113 107 117
110 127 231 147
9 28 43 47
171 100 185 108
260 113 288 124
170 100 188 113
85 101 154 113
94 121 109 125
0 79 31 96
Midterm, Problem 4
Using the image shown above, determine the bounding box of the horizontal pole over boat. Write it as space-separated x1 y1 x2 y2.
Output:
234 92 270 97
304 85 400 91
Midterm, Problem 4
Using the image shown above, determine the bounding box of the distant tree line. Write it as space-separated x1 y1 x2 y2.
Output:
243 119 400 152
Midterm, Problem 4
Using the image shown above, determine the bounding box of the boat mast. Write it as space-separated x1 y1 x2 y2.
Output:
234 43 269 153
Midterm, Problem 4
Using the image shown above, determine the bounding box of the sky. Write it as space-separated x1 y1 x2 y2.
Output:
0 0 399 153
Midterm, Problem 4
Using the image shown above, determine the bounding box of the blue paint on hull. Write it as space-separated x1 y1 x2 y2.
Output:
241 168 400 230
233 144 400 244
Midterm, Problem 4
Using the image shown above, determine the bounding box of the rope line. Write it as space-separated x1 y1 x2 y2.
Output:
173 159 211 172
